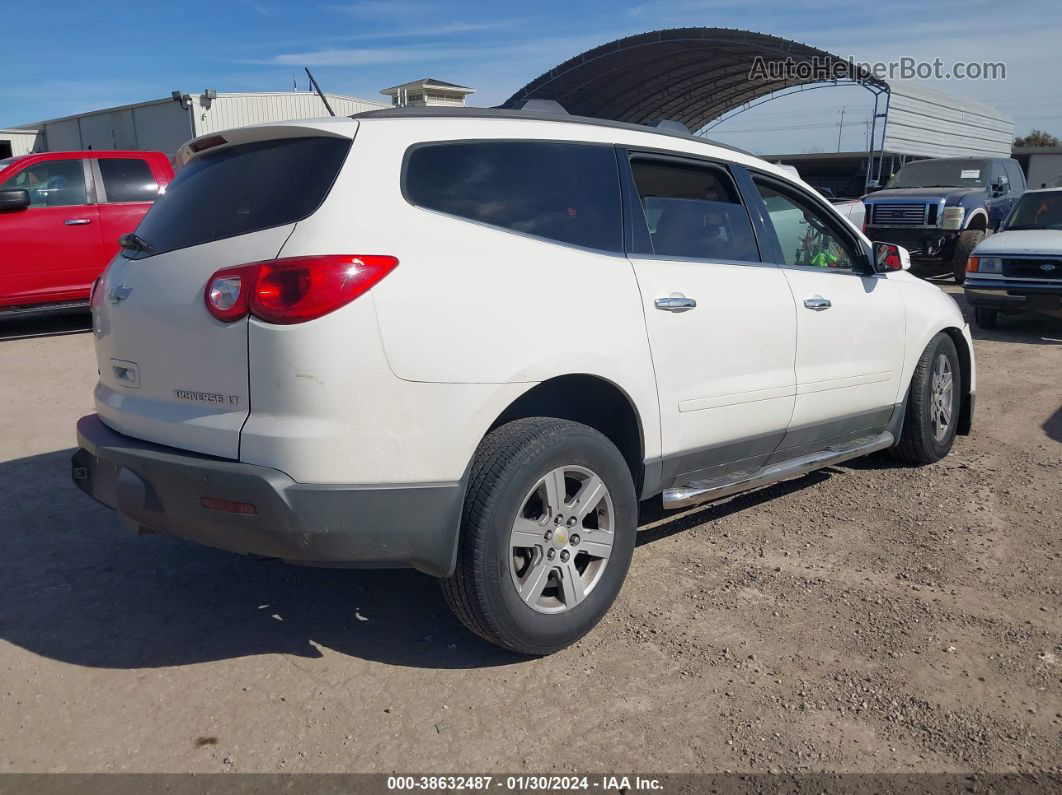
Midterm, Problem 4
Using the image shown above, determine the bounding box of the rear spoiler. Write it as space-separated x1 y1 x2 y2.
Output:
176 119 358 170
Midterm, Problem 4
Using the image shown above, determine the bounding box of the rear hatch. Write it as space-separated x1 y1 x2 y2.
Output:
92 126 354 458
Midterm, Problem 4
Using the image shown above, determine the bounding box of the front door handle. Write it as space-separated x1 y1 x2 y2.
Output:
64 218 92 226
803 296 832 311
655 296 697 312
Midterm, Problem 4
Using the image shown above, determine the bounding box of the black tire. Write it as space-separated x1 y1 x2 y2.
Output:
951 229 985 284
891 333 962 465
974 306 999 329
441 417 637 655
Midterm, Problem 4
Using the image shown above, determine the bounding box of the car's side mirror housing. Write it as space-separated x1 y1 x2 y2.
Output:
872 241 911 273
991 176 1008 196
0 188 30 212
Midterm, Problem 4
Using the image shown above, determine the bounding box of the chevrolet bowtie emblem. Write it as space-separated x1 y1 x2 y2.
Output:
109 285 132 304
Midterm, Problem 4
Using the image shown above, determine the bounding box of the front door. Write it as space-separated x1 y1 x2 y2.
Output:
622 153 797 486
746 174 906 454
0 157 104 307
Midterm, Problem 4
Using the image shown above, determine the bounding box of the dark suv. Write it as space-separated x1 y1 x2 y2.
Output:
863 157 1025 283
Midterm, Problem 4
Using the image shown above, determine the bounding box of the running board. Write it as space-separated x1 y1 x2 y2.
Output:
662 431 895 510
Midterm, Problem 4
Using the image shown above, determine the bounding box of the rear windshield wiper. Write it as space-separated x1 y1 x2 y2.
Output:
119 233 155 254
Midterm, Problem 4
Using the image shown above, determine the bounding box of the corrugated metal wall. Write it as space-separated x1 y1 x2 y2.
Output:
882 81 1013 158
191 93 387 136
19 92 385 156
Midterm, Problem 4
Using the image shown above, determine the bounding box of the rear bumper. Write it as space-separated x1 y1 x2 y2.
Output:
72 414 463 576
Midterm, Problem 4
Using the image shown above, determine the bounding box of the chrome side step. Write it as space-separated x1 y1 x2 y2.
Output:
662 431 895 510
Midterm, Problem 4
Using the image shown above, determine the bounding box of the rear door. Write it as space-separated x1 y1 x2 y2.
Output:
621 152 797 485
0 156 104 307
93 155 165 260
92 131 354 458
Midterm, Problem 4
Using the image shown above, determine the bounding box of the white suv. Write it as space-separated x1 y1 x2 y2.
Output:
72 108 975 654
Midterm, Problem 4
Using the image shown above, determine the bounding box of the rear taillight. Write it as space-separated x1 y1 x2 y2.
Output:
204 255 398 324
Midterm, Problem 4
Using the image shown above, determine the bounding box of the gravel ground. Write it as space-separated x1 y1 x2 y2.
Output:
0 290 1059 775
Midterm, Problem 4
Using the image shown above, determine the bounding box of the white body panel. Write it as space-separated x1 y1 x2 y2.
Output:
89 112 974 493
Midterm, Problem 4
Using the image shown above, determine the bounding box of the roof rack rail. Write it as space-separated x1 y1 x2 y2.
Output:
646 119 690 134
508 98 569 115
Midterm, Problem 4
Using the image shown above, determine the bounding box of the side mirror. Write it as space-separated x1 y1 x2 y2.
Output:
0 188 30 212
991 176 1008 196
872 241 911 273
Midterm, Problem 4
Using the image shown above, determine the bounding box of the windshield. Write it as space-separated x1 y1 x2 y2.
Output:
0 157 15 174
129 136 351 258
1004 191 1062 230
886 159 988 189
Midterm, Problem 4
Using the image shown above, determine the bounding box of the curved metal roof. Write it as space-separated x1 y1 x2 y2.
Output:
504 28 882 132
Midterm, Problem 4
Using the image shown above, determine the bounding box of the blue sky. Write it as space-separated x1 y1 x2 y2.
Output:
3 0 1059 154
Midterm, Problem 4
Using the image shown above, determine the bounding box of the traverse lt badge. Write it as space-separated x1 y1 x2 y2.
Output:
174 389 241 406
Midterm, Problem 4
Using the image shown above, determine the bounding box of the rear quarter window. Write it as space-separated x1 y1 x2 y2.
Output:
130 136 351 258
404 141 622 252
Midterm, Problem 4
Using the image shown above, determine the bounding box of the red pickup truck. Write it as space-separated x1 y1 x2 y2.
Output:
0 150 174 316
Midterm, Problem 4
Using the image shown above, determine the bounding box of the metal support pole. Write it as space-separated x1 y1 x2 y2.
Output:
874 89 892 184
864 90 880 192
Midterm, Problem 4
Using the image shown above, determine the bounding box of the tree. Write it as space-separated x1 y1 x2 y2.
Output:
1013 130 1060 148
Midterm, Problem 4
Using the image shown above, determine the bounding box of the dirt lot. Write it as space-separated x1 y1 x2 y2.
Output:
0 289 1059 775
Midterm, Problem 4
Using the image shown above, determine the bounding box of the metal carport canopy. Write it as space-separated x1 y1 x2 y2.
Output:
503 28 1013 159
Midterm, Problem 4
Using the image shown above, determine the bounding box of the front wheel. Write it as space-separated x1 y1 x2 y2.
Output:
442 418 637 655
891 333 962 464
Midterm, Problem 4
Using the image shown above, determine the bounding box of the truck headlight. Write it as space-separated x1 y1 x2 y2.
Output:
967 256 1002 274
942 207 966 230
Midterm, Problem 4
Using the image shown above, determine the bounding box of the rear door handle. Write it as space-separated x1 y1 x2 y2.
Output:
803 296 832 311
64 218 92 225
655 296 697 311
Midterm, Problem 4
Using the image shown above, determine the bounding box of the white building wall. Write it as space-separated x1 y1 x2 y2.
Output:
130 101 195 155
15 92 385 157
191 92 387 136
882 81 1013 159
0 129 41 156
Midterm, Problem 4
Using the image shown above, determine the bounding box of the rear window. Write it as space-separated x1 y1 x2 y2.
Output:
404 141 622 252
98 157 159 203
130 136 351 258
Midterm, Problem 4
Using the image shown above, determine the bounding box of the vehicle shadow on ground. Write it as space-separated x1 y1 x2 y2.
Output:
1044 405 1062 444
0 312 91 341
0 449 516 671
0 447 900 672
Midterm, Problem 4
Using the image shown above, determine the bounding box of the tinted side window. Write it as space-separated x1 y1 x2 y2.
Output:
405 141 621 252
628 158 759 262
98 158 159 203
0 159 87 207
132 137 351 258
752 177 858 271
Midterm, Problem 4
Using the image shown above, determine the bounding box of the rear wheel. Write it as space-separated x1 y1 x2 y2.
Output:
951 229 985 284
974 306 999 329
891 333 961 464
442 418 636 655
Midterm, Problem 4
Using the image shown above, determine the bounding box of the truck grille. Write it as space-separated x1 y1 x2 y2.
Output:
871 203 928 225
1003 258 1062 280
